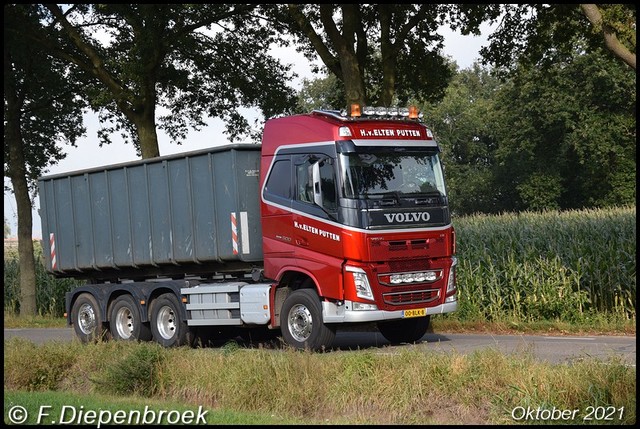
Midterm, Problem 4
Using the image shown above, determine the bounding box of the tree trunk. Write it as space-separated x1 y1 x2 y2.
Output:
134 109 160 159
13 176 37 316
6 130 37 316
5 45 38 316
340 53 367 109
580 4 636 71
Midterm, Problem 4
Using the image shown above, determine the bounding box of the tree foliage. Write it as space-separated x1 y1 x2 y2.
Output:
424 48 635 215
276 4 467 109
15 4 298 159
491 48 636 211
475 4 636 74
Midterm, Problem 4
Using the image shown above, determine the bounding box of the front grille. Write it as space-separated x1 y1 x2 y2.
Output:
383 288 440 306
387 259 429 272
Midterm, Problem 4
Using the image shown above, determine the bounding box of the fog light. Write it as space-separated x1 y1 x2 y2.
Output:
388 270 441 285
352 301 378 311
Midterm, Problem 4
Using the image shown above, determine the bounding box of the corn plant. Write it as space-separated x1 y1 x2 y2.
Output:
454 206 636 322
4 242 82 317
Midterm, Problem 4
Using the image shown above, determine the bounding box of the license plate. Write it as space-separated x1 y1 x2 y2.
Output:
403 308 426 318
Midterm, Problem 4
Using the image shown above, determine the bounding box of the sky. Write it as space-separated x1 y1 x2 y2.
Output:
4 24 494 239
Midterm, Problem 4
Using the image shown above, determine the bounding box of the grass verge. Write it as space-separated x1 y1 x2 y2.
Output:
4 338 635 425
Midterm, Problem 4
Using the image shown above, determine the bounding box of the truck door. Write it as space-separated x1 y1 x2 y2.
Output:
291 154 344 295
261 156 295 275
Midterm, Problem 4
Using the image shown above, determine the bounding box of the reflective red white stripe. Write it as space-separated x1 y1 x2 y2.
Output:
231 212 250 255
49 233 57 270
231 213 239 255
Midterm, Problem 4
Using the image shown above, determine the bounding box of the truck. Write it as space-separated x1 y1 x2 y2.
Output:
38 105 458 351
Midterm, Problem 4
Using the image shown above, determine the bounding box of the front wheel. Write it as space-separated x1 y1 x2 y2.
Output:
149 293 193 347
109 294 152 341
70 292 110 343
280 288 335 351
377 315 431 344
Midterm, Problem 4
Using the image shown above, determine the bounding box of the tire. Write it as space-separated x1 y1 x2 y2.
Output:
377 315 431 344
280 288 335 351
70 292 110 343
109 294 152 342
149 293 193 347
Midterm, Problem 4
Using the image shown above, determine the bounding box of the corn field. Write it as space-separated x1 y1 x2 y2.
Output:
4 206 636 322
454 205 636 322
3 242 82 317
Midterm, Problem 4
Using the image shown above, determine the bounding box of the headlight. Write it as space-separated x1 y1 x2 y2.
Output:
445 256 458 296
345 266 374 301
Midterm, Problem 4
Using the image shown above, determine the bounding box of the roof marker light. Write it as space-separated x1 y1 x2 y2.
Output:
375 106 387 116
339 126 352 137
350 104 361 117
409 106 419 119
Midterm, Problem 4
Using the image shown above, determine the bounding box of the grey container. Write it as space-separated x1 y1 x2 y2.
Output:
38 144 263 281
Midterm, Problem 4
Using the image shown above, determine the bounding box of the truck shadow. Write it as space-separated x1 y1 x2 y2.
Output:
193 328 452 352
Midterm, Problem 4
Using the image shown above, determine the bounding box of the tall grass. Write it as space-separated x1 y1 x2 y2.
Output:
3 339 636 425
454 206 636 322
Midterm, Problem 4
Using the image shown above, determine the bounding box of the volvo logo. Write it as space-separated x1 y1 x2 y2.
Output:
383 212 431 223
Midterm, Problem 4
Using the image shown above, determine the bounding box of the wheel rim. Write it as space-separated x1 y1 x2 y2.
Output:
156 305 176 340
287 303 313 343
77 303 97 335
114 306 134 339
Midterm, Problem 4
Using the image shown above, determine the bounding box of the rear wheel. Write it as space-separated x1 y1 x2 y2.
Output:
70 292 110 343
280 287 335 351
149 293 193 347
377 315 431 344
109 294 152 341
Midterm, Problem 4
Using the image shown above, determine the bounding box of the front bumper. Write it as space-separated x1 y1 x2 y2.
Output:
322 299 457 324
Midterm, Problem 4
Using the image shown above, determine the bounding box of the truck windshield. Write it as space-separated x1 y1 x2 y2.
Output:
339 151 446 199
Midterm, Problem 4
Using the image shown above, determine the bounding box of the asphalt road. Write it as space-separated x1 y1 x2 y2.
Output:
4 327 636 366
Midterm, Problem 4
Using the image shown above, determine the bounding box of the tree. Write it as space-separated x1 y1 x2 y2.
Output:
296 74 345 113
278 5 479 109
580 4 636 70
490 48 636 211
4 216 10 239
4 4 86 315
16 4 298 159
474 4 636 74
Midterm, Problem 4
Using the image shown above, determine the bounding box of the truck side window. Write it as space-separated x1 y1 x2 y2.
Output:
319 160 337 211
264 159 291 199
296 161 313 203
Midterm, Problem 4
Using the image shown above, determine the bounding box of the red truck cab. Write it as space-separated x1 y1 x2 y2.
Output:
260 106 457 349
